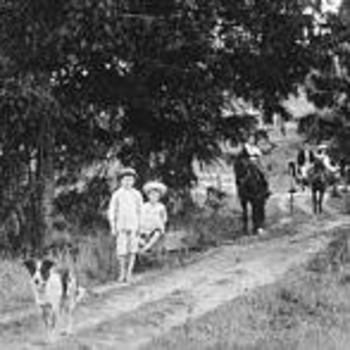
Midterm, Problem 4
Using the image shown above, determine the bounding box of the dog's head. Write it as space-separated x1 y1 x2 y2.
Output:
24 259 56 290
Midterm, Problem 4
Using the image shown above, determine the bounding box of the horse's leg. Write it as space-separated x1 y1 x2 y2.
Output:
332 182 341 198
252 202 262 235
311 188 317 214
261 200 266 226
251 203 257 234
319 189 325 214
241 199 248 235
252 201 265 234
302 178 307 192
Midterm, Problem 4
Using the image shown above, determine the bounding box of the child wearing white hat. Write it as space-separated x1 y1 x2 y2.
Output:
108 167 143 282
139 181 168 254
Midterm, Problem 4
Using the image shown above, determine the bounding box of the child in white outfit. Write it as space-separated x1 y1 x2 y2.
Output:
139 181 168 254
108 168 143 282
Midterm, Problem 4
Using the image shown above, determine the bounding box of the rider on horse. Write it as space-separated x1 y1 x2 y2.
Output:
314 144 338 174
313 144 340 195
241 132 271 197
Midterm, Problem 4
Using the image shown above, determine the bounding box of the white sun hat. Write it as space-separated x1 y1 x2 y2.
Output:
118 167 138 180
317 144 328 150
143 181 167 197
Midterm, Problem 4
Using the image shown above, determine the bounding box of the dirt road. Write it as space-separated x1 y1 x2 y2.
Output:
1 191 349 350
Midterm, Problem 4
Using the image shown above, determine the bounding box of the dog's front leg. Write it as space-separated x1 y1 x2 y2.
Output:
59 302 73 335
41 306 57 343
66 309 73 335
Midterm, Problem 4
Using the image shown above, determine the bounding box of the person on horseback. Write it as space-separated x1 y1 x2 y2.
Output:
314 143 341 196
241 133 271 197
314 144 339 174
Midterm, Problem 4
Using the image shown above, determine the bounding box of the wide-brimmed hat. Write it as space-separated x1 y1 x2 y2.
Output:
143 181 167 197
316 144 328 154
118 167 138 180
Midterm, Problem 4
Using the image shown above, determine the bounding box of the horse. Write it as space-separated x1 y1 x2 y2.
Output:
296 149 315 191
308 159 328 214
233 153 270 235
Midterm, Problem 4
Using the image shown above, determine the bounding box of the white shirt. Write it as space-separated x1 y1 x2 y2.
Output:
108 187 143 234
140 202 167 233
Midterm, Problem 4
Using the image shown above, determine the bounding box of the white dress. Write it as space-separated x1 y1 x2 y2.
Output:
139 202 168 251
140 202 167 234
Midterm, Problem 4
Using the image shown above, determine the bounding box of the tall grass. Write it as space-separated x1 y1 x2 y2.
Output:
0 259 33 314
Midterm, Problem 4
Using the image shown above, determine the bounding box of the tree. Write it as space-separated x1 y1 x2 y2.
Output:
301 1 350 162
0 0 322 249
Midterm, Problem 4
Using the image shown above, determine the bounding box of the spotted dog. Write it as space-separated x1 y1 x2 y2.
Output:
24 258 85 341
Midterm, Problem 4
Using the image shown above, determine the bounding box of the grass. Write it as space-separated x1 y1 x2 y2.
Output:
327 190 350 214
0 259 33 314
145 227 350 350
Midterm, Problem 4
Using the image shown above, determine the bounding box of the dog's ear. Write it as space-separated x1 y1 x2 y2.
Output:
41 259 55 271
40 259 55 280
23 259 37 276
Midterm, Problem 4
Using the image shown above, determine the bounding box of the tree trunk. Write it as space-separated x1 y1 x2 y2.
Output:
40 112 55 247
31 110 55 252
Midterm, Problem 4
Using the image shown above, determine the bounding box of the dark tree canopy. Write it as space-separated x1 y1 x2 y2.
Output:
0 0 328 248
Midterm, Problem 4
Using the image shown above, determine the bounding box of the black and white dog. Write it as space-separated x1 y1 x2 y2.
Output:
24 257 85 341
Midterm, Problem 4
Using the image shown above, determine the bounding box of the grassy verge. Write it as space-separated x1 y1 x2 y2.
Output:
0 191 300 315
0 204 243 313
0 260 33 314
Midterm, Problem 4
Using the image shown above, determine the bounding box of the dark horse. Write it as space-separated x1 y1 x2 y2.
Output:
234 153 270 235
308 159 328 214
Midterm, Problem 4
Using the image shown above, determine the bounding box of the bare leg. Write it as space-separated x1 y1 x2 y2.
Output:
117 256 127 282
126 253 136 282
139 230 162 254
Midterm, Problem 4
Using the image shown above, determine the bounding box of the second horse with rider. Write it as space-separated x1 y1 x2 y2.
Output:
241 133 272 198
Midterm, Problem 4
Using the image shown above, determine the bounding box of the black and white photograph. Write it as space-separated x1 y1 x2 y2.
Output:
1 0 350 349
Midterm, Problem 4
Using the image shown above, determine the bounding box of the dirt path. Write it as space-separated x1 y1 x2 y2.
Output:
1 191 349 350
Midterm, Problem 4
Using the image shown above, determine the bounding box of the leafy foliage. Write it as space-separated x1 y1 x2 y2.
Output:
0 0 324 246
302 2 350 162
